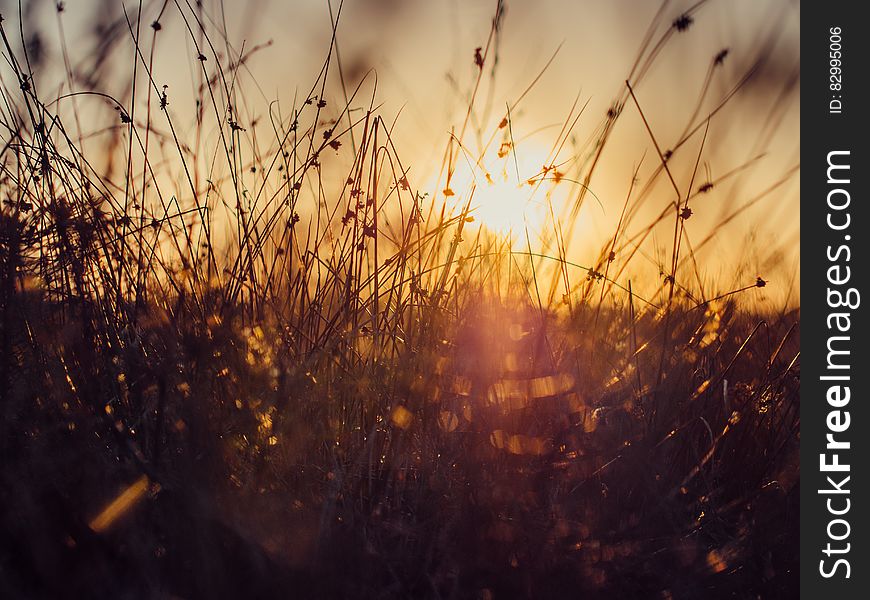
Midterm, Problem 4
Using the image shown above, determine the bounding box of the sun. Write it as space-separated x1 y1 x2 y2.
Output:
471 172 543 236
437 142 554 237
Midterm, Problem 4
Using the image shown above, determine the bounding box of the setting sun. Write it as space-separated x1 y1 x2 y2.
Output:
436 142 555 237
472 172 542 235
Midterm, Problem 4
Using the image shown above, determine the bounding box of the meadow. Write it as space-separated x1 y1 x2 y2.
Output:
0 1 799 597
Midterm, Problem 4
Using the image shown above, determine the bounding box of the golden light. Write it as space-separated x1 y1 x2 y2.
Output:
435 141 554 237
89 474 152 533
471 173 542 235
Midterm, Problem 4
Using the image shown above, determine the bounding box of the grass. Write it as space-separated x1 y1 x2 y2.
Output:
0 1 798 598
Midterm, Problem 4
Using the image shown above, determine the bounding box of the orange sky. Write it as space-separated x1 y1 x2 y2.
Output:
9 0 799 306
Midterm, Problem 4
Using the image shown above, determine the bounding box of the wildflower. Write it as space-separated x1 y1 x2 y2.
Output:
474 46 484 69
680 206 693 220
756 276 767 288
673 14 693 32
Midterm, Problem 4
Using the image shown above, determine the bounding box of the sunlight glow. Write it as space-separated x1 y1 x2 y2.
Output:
472 175 541 235
89 474 152 533
436 141 554 237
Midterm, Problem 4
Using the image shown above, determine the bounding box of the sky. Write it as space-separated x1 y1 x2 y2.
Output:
4 0 800 305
